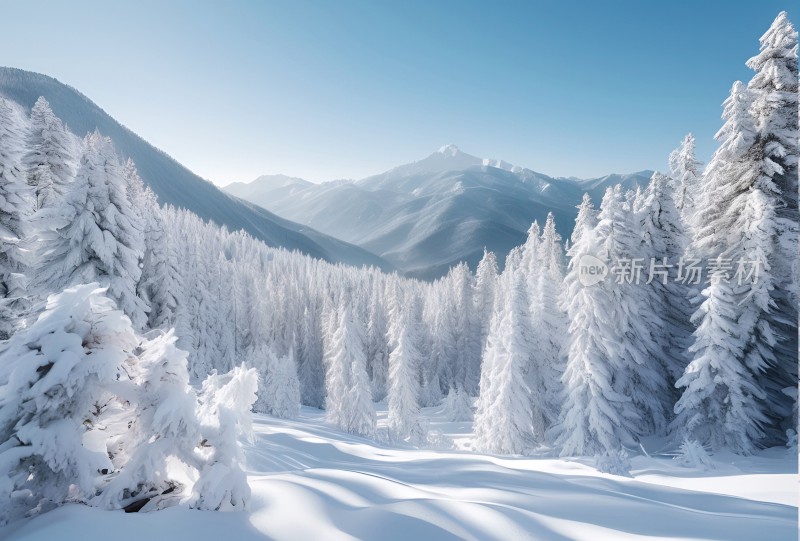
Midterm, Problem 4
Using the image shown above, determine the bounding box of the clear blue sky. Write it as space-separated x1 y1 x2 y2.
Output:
0 0 793 184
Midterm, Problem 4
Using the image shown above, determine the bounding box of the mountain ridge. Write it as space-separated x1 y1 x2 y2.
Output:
0 67 393 272
226 147 654 279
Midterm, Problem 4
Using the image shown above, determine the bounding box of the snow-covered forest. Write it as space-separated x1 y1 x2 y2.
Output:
0 9 796 535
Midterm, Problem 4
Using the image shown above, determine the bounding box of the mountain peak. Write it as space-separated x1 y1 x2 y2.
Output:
437 144 461 157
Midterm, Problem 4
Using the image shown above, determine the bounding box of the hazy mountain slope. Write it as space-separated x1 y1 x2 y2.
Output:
0 67 392 271
228 145 652 278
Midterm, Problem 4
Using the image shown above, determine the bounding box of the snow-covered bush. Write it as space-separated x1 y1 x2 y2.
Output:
442 387 473 422
0 282 262 523
673 439 714 470
595 449 632 477
0 284 137 524
423 429 454 451
95 329 202 511
192 365 259 511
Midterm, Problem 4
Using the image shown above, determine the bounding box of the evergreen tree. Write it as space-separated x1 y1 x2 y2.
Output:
668 133 702 232
387 302 427 444
674 258 768 453
681 13 798 446
366 284 390 401
473 248 499 353
474 270 537 454
254 346 301 419
0 97 32 339
529 213 567 428
298 305 326 408
325 303 376 437
0 284 137 522
22 97 75 212
638 172 693 392
33 131 147 328
96 329 201 510
553 187 667 456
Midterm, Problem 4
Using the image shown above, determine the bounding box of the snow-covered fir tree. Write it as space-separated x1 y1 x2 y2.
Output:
32 131 147 329
473 248 499 354
0 284 138 522
553 187 669 456
96 329 201 511
387 298 427 444
529 213 567 427
680 12 798 447
0 97 31 339
668 133 702 232
637 172 693 394
442 386 473 422
22 96 75 212
325 303 376 437
474 270 537 454
192 365 259 511
366 281 390 401
253 345 301 419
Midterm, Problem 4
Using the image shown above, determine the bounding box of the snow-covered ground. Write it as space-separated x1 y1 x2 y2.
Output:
3 405 796 541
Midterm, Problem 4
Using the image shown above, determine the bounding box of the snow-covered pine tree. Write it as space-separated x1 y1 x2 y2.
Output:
32 131 147 328
387 299 427 444
473 270 537 454
638 172 693 395
298 305 326 408
681 12 798 447
529 213 567 428
428 287 455 395
442 386 473 422
450 263 481 395
325 303 376 437
570 193 598 250
342 304 377 438
668 133 702 232
553 187 668 456
22 96 75 212
96 329 202 511
0 284 137 523
744 11 799 435
192 365 259 511
133 168 179 330
473 248 499 354
673 257 768 453
255 346 301 419
366 282 390 401
0 97 32 339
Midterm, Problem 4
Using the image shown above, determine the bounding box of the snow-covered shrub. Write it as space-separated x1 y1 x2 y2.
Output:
0 284 137 524
595 449 632 477
251 345 301 419
424 429 454 450
673 439 714 470
443 387 473 422
95 329 202 511
192 365 259 511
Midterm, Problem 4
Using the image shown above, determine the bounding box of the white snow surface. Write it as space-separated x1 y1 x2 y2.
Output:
2 405 796 541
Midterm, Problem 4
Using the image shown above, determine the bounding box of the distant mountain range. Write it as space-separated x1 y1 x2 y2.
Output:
0 67 393 272
226 145 653 279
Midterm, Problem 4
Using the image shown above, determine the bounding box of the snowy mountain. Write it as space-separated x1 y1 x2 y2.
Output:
0 67 393 271
226 145 653 278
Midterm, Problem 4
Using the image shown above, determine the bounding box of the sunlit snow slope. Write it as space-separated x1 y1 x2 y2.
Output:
4 406 795 541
